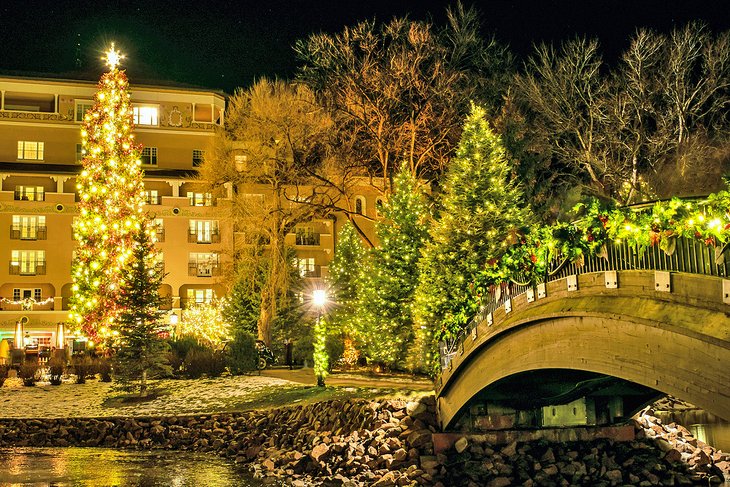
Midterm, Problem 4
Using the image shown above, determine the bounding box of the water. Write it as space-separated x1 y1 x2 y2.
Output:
0 447 264 486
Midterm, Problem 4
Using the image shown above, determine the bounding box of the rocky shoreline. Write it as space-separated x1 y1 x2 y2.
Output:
0 397 726 486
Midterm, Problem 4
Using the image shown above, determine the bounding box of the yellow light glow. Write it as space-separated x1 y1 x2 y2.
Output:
104 44 124 69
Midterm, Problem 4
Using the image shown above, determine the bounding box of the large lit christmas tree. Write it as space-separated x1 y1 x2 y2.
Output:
355 165 429 368
70 45 148 341
414 104 532 374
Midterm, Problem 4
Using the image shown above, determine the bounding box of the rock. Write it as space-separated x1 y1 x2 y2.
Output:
604 469 622 483
486 477 511 487
501 441 517 457
310 443 330 462
454 437 469 454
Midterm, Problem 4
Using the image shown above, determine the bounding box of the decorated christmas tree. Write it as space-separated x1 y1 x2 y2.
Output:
413 104 532 374
354 165 429 368
70 45 148 340
114 226 170 396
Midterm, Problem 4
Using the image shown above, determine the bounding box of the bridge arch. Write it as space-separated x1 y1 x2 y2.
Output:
436 271 730 429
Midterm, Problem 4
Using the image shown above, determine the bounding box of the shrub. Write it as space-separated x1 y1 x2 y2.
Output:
168 337 206 376
95 357 112 382
19 363 39 386
48 357 65 386
0 364 10 387
183 348 225 379
226 330 258 375
71 355 93 384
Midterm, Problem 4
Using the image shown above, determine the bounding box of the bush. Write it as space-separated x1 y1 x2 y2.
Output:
47 357 65 386
0 364 9 387
95 357 112 382
226 330 258 375
19 363 39 386
183 348 225 379
168 337 206 376
71 355 93 384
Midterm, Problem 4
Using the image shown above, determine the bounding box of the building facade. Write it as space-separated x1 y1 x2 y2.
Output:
0 74 382 356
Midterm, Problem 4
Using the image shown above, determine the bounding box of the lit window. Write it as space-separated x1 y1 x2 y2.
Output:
14 186 44 201
140 147 158 165
186 288 215 303
354 196 365 215
11 215 46 240
187 191 212 206
133 106 158 126
375 197 385 217
189 220 219 243
17 141 44 160
143 189 160 205
153 218 165 242
75 143 85 163
192 150 205 167
188 253 219 277
10 250 46 275
297 258 317 277
75 101 94 122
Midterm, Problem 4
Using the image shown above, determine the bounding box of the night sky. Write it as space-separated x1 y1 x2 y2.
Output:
2 0 729 94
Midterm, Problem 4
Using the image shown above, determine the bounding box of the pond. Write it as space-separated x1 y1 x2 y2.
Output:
0 447 265 486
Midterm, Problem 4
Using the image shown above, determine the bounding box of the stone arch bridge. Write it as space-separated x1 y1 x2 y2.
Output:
436 237 730 430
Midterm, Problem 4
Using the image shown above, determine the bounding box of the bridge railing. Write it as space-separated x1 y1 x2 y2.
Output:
439 234 730 371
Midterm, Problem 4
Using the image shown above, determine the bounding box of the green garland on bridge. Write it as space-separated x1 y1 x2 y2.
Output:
475 187 730 292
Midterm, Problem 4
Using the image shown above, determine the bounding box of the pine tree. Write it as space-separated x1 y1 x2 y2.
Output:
114 225 170 396
355 165 429 368
414 104 532 374
328 222 366 333
70 46 147 341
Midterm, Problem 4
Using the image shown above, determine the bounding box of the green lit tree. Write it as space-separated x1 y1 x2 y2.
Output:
70 46 147 341
114 225 171 396
354 165 430 368
327 222 366 350
413 104 532 375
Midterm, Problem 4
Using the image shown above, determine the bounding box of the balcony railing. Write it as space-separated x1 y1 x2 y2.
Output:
144 194 161 205
188 230 221 244
295 233 320 246
188 262 220 277
9 262 46 275
180 298 214 309
10 225 47 240
13 190 44 201
0 298 54 311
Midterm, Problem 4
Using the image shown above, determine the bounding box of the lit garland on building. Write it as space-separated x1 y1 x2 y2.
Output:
69 44 149 340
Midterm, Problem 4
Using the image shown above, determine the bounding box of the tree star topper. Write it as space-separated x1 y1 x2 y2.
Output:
104 44 124 69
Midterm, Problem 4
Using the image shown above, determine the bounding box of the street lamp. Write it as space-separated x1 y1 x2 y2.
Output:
312 289 328 387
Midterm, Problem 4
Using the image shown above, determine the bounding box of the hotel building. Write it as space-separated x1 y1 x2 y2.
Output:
0 74 380 356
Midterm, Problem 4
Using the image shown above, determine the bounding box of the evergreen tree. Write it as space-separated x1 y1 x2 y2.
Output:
222 252 267 336
414 104 532 374
70 46 147 340
328 222 366 333
355 165 429 368
114 225 170 396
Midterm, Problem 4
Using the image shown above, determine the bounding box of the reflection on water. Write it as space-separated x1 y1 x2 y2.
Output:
0 447 263 486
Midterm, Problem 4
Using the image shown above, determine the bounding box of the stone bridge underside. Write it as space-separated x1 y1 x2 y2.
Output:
436 272 730 430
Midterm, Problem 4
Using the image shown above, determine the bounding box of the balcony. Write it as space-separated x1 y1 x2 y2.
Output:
10 225 47 240
9 262 46 275
188 230 221 244
13 190 44 202
188 262 220 277
0 297 54 311
295 233 321 246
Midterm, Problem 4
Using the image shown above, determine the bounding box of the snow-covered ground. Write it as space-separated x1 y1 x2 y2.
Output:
0 375 296 419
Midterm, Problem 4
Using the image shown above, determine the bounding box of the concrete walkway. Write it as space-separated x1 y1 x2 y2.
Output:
260 367 434 391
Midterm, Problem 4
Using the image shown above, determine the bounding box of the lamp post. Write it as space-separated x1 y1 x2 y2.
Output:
312 289 328 387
